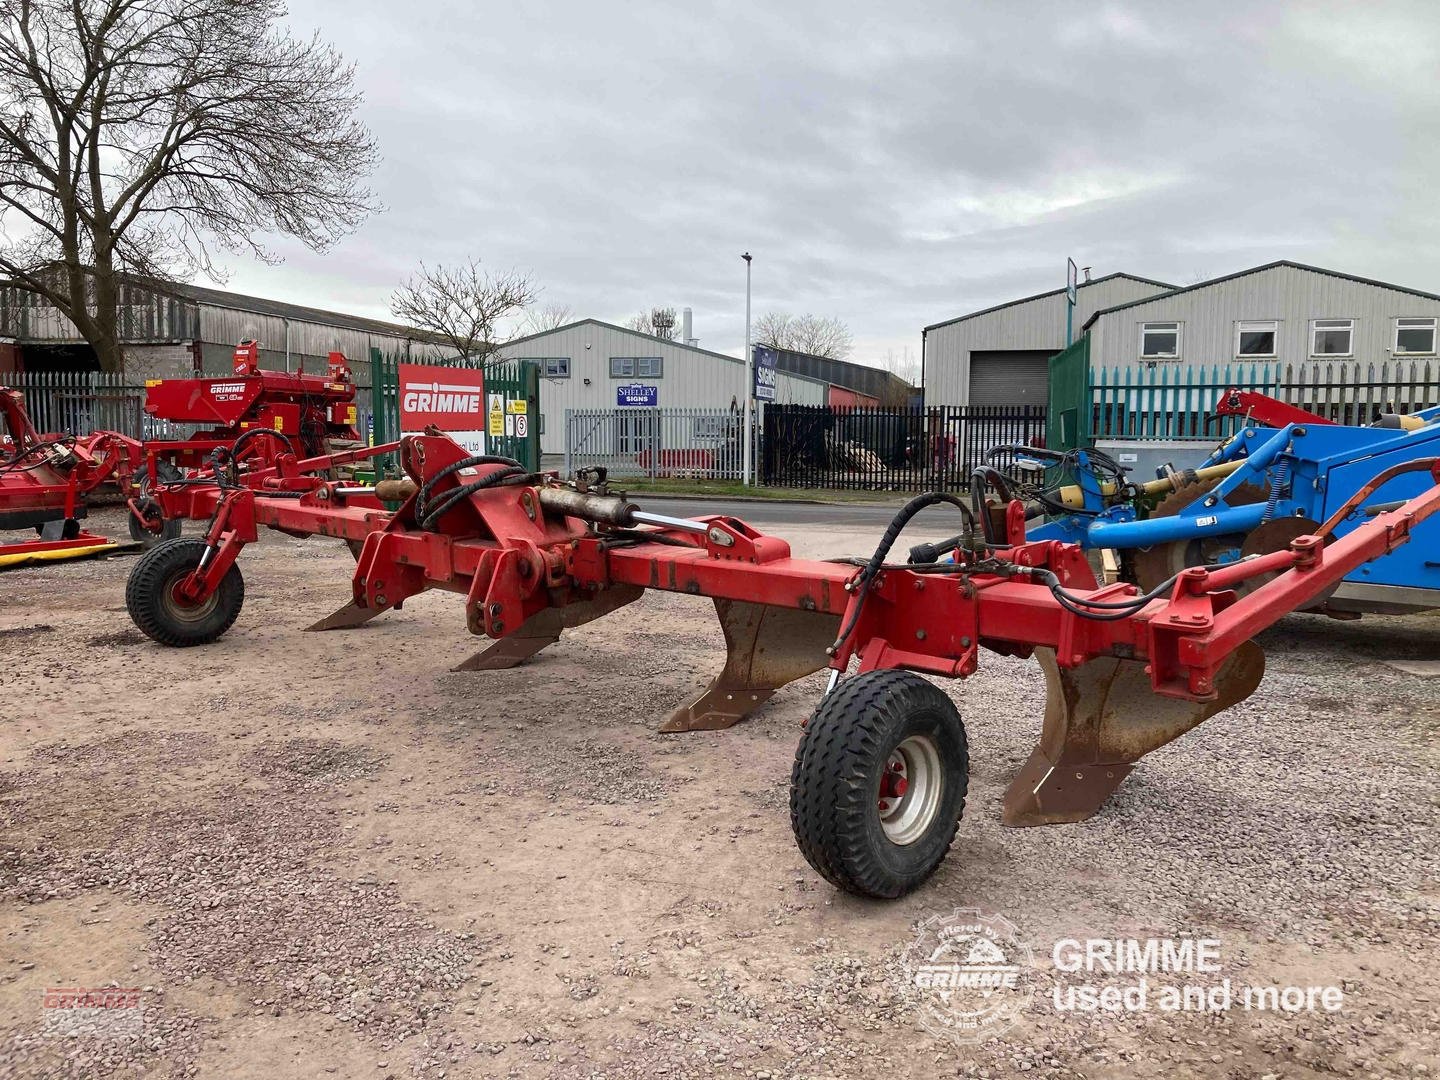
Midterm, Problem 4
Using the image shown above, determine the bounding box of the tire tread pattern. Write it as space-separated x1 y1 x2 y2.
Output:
125 538 244 647
789 670 968 899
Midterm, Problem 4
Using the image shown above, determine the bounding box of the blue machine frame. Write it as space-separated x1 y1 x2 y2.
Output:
1025 404 1440 605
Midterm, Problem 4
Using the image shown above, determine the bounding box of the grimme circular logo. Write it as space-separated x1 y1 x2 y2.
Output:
902 909 1033 1042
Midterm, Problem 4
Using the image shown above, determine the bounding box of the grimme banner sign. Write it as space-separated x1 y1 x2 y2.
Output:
398 364 487 453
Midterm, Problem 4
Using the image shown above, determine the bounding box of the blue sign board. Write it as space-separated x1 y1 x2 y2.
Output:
617 383 658 407
753 345 778 401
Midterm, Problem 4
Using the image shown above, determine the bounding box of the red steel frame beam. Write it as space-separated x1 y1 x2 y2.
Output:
148 434 1440 709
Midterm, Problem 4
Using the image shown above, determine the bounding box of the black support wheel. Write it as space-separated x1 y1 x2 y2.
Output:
790 670 969 899
125 538 245 647
127 501 182 545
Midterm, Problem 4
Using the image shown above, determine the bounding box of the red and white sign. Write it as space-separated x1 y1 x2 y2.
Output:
398 363 486 452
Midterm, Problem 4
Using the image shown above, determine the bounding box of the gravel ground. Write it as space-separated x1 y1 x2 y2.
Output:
1 507 1437 1079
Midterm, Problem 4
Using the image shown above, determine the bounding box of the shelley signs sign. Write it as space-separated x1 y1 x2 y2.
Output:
616 383 658 407
753 345 778 402
398 363 487 452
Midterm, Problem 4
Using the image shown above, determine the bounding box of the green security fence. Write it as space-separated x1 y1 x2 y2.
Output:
1047 348 1440 451
369 349 540 475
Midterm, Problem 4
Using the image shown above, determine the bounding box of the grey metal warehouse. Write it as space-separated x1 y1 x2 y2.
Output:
1081 261 1440 372
924 261 1440 409
922 272 1174 408
0 276 447 386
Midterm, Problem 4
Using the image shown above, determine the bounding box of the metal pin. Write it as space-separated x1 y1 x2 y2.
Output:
824 669 841 697
629 509 708 534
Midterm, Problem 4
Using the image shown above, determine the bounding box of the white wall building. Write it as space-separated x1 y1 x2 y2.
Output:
495 318 826 454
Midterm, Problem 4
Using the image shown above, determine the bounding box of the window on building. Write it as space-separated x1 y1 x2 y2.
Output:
539 357 569 378
1140 322 1181 359
1236 321 1278 357
1395 317 1437 355
1311 319 1354 357
610 356 663 378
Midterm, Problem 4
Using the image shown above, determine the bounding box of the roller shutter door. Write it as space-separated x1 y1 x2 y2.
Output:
968 350 1053 407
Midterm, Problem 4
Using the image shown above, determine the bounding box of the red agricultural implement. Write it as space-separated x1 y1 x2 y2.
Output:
125 340 361 540
121 432 1440 897
2 341 362 564
0 385 140 566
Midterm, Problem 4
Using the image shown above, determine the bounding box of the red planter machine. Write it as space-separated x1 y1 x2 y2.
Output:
122 431 1440 898
1 342 362 562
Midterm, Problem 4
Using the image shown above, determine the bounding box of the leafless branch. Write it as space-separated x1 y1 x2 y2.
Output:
390 259 540 364
0 0 379 370
753 311 854 359
524 301 573 334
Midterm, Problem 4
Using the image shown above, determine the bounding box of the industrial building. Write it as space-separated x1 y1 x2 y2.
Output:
924 261 1440 408
0 276 446 385
495 318 833 455
922 272 1175 409
1080 261 1440 371
766 348 915 406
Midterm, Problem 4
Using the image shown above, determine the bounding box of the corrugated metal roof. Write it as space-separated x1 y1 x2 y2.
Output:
1081 260 1440 332
923 272 1177 333
148 277 433 338
768 348 913 398
501 318 830 387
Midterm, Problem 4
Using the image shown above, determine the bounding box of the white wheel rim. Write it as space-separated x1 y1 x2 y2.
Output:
878 734 943 845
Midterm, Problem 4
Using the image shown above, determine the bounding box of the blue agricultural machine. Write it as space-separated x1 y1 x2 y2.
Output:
992 391 1440 617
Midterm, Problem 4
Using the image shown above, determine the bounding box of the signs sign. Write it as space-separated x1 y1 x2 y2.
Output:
753 345 778 401
617 383 658 407
399 363 487 452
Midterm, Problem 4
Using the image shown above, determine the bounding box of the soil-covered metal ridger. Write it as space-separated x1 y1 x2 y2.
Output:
121 431 1440 898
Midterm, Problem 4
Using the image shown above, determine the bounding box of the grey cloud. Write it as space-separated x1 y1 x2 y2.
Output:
221 0 1440 365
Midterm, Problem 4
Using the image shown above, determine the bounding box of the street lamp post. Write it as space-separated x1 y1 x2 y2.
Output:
742 252 753 486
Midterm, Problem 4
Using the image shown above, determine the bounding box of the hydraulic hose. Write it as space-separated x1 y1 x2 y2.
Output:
828 491 975 655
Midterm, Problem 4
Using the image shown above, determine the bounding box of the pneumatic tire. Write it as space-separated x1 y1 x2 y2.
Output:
125 538 244 647
790 670 968 899
127 503 182 545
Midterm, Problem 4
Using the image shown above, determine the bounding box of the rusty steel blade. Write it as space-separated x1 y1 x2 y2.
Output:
454 585 643 670
1001 642 1265 826
306 599 391 632
660 599 839 733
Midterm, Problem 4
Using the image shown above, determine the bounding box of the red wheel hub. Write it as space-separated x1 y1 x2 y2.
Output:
878 756 909 812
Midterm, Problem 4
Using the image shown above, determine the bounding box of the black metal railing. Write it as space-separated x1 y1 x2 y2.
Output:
762 404 1046 491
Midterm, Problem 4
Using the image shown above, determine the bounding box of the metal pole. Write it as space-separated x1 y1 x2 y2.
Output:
742 252 753 486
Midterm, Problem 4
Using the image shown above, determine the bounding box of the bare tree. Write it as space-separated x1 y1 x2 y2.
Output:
524 302 574 334
625 306 678 340
882 346 921 387
754 311 854 359
390 260 539 364
0 0 378 372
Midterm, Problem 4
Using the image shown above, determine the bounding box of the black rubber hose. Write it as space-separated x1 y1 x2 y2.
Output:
969 466 1016 545
829 491 976 653
414 454 523 522
229 427 294 461
418 466 529 530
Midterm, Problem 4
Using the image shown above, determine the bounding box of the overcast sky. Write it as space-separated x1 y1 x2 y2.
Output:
223 0 1440 372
